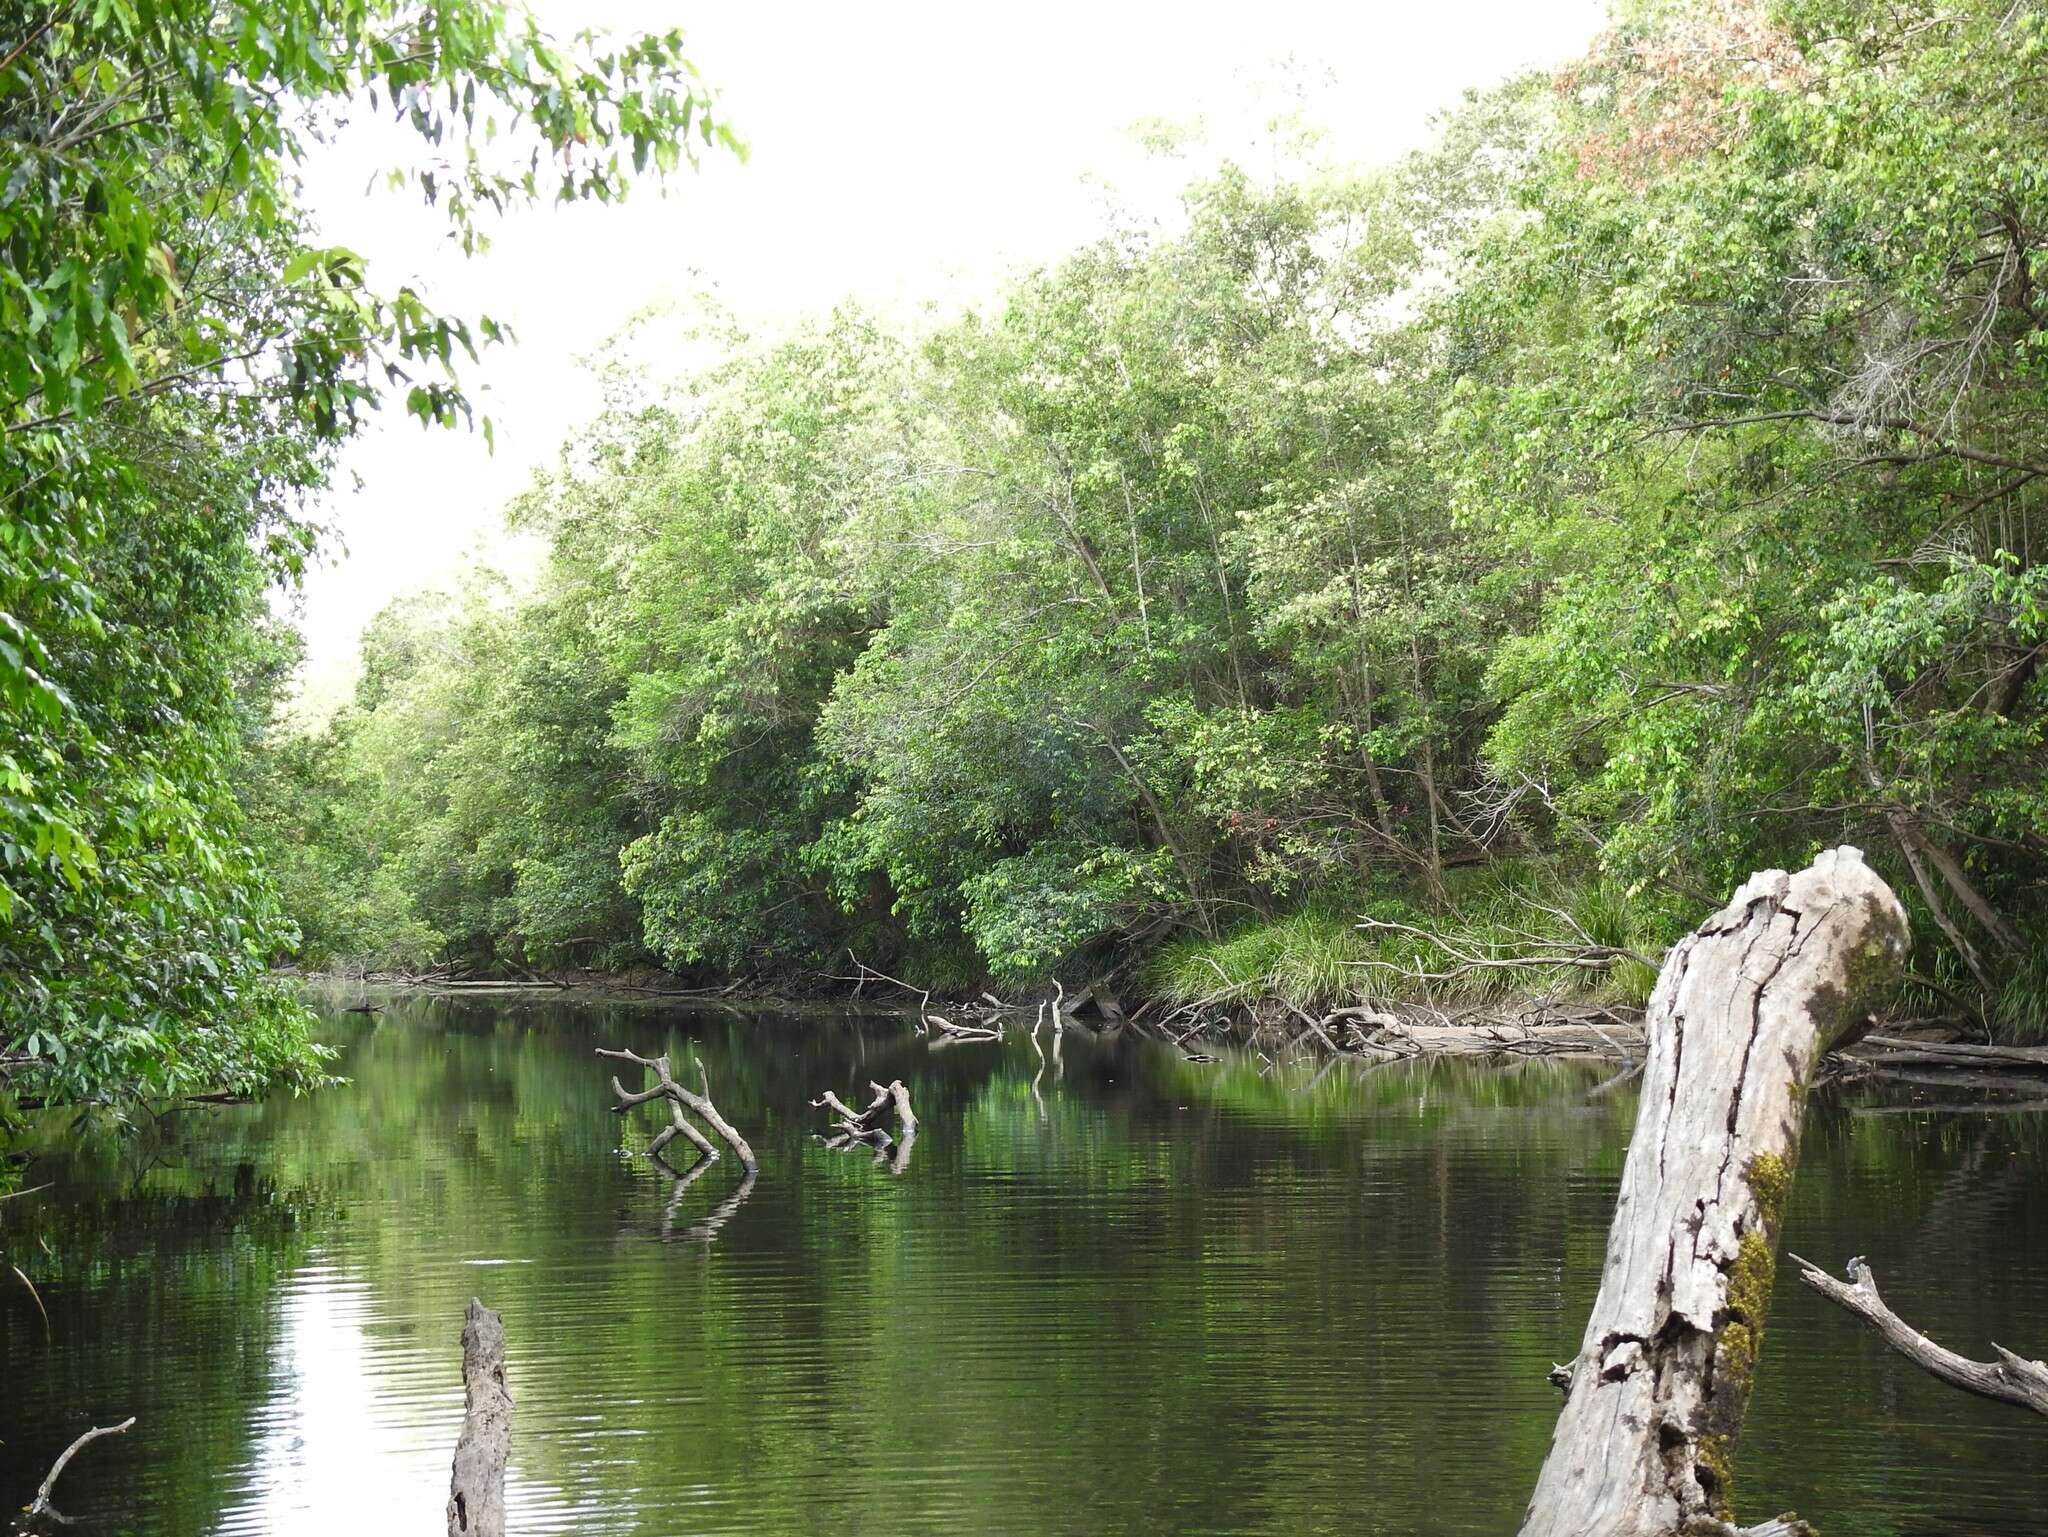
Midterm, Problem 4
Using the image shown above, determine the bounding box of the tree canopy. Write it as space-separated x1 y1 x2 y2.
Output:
11 0 2047 1111
267 0 2044 1046
0 0 731 1104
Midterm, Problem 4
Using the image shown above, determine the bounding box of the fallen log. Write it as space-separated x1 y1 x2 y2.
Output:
597 1048 757 1171
925 1015 1001 1040
1366 1019 1644 1058
1791 1255 2048 1417
1522 846 1909 1537
446 1299 512 1537
1852 1036 2048 1072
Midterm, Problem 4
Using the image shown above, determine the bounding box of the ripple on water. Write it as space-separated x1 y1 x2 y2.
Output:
1 999 2045 1536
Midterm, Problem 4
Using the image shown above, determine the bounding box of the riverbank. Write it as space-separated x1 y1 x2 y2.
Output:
297 968 2048 1085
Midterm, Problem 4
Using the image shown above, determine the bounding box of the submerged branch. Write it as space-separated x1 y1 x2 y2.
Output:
23 1416 136 1525
1792 1255 2048 1417
596 1047 757 1171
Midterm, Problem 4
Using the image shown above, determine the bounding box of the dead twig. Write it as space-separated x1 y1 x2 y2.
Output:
12 1262 51 1339
26 1416 136 1522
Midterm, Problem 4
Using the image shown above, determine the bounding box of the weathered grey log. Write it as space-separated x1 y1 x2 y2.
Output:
1522 846 1909 1537
1362 1019 1644 1058
1791 1254 2048 1416
1852 1035 2048 1071
446 1299 511 1537
597 1047 757 1171
24 1415 134 1522
879 1079 916 1134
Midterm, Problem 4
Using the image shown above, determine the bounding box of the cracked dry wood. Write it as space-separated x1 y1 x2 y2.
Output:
1521 847 1909 1537
446 1298 512 1537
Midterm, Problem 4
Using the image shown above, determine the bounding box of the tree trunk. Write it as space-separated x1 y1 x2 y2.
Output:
446 1299 513 1537
1521 847 1909 1537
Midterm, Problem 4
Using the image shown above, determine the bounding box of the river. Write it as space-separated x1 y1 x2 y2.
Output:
3 992 2044 1534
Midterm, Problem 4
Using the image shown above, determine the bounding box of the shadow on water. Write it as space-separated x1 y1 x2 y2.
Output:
2 990 2045 1535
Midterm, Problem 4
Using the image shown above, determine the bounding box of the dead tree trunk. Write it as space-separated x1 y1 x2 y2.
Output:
1522 847 1909 1537
446 1298 512 1537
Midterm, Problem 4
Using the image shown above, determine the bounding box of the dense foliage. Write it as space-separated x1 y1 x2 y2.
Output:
0 0 728 1105
16 0 2046 1117
281 0 2045 1038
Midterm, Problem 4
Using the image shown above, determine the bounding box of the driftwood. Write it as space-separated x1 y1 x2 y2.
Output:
812 1079 916 1137
446 1298 512 1537
1522 847 1909 1537
924 1022 1004 1052
19 1415 135 1527
1359 1019 1643 1059
812 1079 918 1172
844 953 972 1038
1791 1255 2048 1417
597 1047 757 1172
1852 1035 2048 1072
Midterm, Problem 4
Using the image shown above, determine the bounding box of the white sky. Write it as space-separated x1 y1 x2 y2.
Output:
290 0 1609 713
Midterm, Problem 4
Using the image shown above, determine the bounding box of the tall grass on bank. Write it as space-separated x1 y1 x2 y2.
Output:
1144 866 1683 1014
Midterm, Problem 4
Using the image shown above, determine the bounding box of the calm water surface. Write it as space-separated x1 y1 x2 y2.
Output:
3 993 2046 1535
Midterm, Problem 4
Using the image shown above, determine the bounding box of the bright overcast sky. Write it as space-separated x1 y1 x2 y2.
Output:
290 0 1609 712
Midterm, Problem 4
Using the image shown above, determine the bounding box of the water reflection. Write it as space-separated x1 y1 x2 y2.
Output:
0 992 2044 1536
641 1152 757 1244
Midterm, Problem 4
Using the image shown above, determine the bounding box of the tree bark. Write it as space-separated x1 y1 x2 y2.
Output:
1521 846 1909 1537
446 1298 512 1537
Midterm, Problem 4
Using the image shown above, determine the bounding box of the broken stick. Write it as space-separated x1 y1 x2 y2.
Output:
1792 1254 2048 1417
23 1415 135 1524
